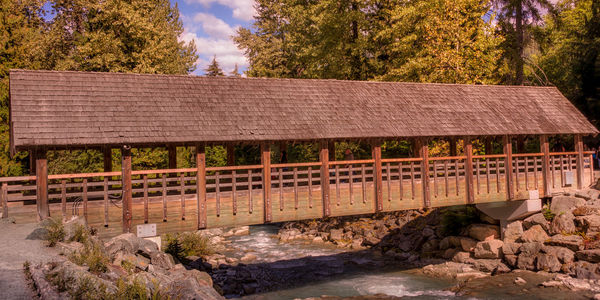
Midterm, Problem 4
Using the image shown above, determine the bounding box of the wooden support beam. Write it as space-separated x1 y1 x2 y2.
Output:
575 134 584 189
226 144 235 166
372 141 383 212
103 147 112 172
540 135 552 197
261 142 272 222
328 141 336 161
413 139 423 158
320 141 331 217
196 144 207 229
168 145 177 169
35 150 49 220
449 139 457 157
29 150 36 175
516 136 525 153
419 139 431 207
464 138 475 204
121 146 133 233
503 136 514 200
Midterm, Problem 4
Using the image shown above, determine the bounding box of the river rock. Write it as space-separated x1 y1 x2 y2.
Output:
504 221 523 243
576 249 600 263
150 252 175 270
550 196 586 215
421 239 439 252
572 261 600 280
504 254 518 267
422 262 487 280
474 240 504 259
545 234 584 251
63 216 87 241
523 213 550 231
501 242 521 255
572 206 600 216
459 237 478 252
241 253 257 263
517 253 537 271
519 242 543 256
468 224 500 241
233 226 250 236
104 233 142 259
575 215 600 233
549 212 576 235
514 277 527 285
451 251 472 264
542 245 575 264
329 229 343 241
439 236 461 250
123 253 150 271
535 253 561 272
520 225 549 243
471 259 508 273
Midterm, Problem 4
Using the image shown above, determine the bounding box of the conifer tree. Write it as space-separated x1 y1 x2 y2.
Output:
205 55 224 76
230 64 241 77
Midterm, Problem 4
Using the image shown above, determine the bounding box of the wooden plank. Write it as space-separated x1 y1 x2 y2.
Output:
320 142 331 217
49 171 121 180
248 169 253 213
560 155 565 186
575 134 584 189
262 142 272 222
372 142 383 212
551 156 556 188
410 162 415 199
103 178 108 226
525 157 529 190
121 147 133 233
534 157 539 190
1 183 7 218
455 160 460 196
450 139 457 156
162 174 167 222
503 136 514 200
475 158 480 194
232 170 237 215
143 175 149 223
464 139 474 204
83 179 88 223
433 160 438 198
421 140 431 207
35 150 49 220
61 180 67 218
293 167 298 209
496 158 500 193
515 157 520 192
590 154 595 185
335 165 341 206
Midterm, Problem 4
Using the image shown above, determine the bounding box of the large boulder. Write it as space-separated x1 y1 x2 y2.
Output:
329 229 343 241
150 252 175 270
523 213 550 231
535 253 561 272
550 196 586 215
519 242 543 256
542 245 575 264
576 249 600 263
573 261 600 280
503 221 523 243
458 237 478 252
549 212 576 235
501 242 521 256
63 216 87 241
545 234 584 252
520 225 549 243
574 215 600 233
572 206 600 216
517 253 537 270
104 233 142 259
474 240 504 259
439 236 461 250
468 224 500 241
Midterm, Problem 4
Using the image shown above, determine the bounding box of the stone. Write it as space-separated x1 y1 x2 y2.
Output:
422 262 487 280
468 224 500 241
312 236 324 243
138 238 159 258
514 277 526 285
188 269 213 286
540 280 563 288
519 242 543 256
422 227 435 237
63 216 87 241
233 226 250 236
545 234 584 252
458 237 478 252
474 240 504 259
443 248 460 259
520 225 549 243
575 249 600 263
470 259 507 273
56 241 84 256
572 206 600 216
421 239 439 252
351 238 364 250
550 196 586 215
535 253 561 272
575 215 600 233
439 236 460 250
517 253 536 271
150 252 175 270
504 221 523 243
504 254 518 268
542 245 575 264
480 213 499 225
451 251 472 264
329 229 343 241
549 212 577 235
104 233 141 259
492 263 511 275
240 253 257 263
122 253 150 271
573 261 600 280
501 242 521 255
523 213 550 231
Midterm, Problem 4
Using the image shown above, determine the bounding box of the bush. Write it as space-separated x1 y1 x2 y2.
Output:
542 204 555 221
69 276 109 300
164 232 212 260
440 206 480 236
70 224 91 244
113 278 148 300
43 217 66 247
69 242 109 273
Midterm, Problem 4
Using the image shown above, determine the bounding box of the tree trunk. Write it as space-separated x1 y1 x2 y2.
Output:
515 0 524 85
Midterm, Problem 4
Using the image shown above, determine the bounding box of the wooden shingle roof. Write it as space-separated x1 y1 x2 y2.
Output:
9 69 598 151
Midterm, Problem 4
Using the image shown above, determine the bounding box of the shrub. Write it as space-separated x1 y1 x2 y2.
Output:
121 260 135 275
440 206 480 236
542 204 555 221
69 242 109 273
69 276 109 300
43 217 65 247
163 232 212 260
70 224 91 244
113 278 148 300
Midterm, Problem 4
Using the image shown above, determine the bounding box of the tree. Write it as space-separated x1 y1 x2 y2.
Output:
205 55 224 76
230 63 241 77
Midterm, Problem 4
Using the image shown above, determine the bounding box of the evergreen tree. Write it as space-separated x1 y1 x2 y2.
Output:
205 55 224 76
230 63 241 77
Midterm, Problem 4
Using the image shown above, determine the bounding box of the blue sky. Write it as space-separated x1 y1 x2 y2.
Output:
174 0 255 75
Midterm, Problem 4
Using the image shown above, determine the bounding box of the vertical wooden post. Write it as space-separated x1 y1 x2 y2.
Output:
103 147 112 172
35 150 49 220
29 150 36 175
449 139 457 157
261 142 272 222
419 139 430 207
196 144 207 229
320 141 331 217
485 138 493 155
464 138 475 204
503 136 514 200
226 144 235 166
121 146 132 233
328 141 336 161
575 134 584 189
1 183 8 219
540 135 552 197
372 141 383 212
413 139 423 158
168 145 177 169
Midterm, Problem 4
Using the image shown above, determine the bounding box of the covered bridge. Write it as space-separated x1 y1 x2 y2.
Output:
3 69 598 234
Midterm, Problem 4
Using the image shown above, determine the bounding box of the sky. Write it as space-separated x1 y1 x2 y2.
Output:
175 0 255 75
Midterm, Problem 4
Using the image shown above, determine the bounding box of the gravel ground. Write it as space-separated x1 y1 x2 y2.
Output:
0 220 58 300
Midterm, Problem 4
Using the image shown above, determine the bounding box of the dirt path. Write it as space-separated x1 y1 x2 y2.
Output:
0 220 58 300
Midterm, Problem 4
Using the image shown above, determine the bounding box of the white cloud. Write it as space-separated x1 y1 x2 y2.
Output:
185 0 256 21
193 12 237 38
182 31 248 75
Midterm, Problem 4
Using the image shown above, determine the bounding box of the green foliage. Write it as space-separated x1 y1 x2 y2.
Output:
70 224 90 244
69 242 109 273
205 55 224 76
43 217 66 247
163 232 212 260
113 278 148 300
70 276 109 300
440 206 480 236
121 260 135 275
542 204 556 221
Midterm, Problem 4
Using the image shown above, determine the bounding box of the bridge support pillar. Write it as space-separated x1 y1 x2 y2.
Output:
416 139 430 208
121 146 133 233
35 149 49 221
476 193 541 239
449 139 457 157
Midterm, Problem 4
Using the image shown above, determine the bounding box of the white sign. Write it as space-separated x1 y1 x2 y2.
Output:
136 223 157 238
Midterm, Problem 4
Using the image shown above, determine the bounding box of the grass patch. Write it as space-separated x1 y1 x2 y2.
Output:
164 232 213 260
70 224 91 244
43 217 65 247
69 276 109 300
69 242 109 273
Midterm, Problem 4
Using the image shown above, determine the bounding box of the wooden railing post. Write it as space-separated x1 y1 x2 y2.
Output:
261 142 272 222
196 144 207 229
103 147 112 172
35 150 49 220
1 183 7 219
419 139 431 207
503 136 514 200
372 141 383 212
464 138 475 204
121 146 133 233
540 135 552 197
449 138 457 157
575 134 584 189
320 141 331 217
226 144 235 166
168 145 177 169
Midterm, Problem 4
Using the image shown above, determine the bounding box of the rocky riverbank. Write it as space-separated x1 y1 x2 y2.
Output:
276 188 600 297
